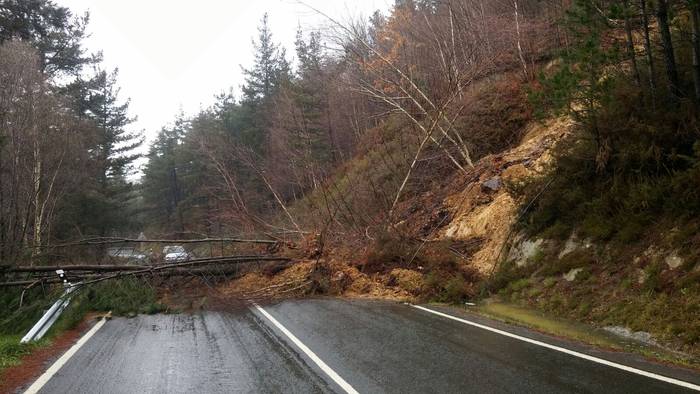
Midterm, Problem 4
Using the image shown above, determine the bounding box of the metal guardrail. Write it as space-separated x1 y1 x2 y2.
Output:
21 270 76 343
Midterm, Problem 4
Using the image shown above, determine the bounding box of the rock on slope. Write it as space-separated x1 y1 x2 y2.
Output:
443 116 573 273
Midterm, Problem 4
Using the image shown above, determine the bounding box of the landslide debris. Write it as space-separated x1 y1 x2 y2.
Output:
214 115 572 302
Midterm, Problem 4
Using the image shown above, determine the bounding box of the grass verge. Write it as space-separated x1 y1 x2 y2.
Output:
469 299 699 370
0 335 49 373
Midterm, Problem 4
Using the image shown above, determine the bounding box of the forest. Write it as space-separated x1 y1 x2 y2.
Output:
1 0 699 270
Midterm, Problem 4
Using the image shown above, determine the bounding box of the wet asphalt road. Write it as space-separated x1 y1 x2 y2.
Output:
30 299 699 393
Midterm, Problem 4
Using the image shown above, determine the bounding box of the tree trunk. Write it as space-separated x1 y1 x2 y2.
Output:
691 4 700 102
640 0 657 107
32 132 42 264
514 0 529 79
0 150 5 262
656 0 681 102
623 0 642 90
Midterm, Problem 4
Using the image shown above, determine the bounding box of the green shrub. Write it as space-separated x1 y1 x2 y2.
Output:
507 278 532 293
441 276 471 302
527 286 543 298
576 300 592 317
643 261 664 293
543 277 558 288
540 250 594 277
0 335 36 370
580 214 615 240
619 277 632 290
541 222 572 240
81 278 164 316
485 259 533 294
574 267 591 282
527 249 545 265
517 82 700 246
0 287 64 335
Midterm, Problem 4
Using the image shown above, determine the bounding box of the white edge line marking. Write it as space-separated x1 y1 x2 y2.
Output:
24 318 107 394
411 305 700 392
252 303 359 394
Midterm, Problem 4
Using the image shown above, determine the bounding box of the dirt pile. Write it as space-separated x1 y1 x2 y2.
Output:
213 116 571 301
217 260 316 299
215 258 413 301
442 116 573 273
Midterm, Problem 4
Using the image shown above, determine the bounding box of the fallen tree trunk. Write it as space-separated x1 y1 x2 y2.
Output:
2 255 286 273
6 265 149 272
38 237 279 248
0 257 293 287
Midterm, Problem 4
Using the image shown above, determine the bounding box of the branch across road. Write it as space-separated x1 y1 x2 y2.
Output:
0 255 291 287
19 299 700 394
17 236 280 249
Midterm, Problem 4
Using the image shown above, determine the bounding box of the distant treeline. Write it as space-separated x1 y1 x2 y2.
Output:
0 1 143 263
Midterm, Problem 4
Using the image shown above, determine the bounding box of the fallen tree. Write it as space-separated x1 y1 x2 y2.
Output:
1 254 275 273
31 236 280 249
0 255 292 287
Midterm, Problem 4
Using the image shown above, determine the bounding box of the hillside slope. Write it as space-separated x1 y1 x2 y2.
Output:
221 92 699 361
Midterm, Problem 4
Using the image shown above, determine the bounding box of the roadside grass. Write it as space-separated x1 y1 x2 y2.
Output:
486 243 700 366
475 301 620 349
0 335 49 372
470 300 700 369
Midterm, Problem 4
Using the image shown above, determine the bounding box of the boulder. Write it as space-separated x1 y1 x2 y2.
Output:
558 233 593 259
563 267 583 282
508 236 544 267
481 176 502 192
664 252 684 269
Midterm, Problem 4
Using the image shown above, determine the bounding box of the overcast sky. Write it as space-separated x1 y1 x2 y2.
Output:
55 0 390 171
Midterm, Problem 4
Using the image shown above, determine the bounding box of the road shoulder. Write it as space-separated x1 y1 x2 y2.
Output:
0 314 101 394
424 301 700 385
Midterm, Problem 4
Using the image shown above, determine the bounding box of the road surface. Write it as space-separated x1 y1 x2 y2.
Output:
21 299 700 393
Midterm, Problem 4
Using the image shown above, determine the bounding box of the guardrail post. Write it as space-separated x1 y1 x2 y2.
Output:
20 270 76 343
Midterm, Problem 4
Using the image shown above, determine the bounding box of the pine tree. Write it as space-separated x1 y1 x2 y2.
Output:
86 68 143 186
293 28 333 165
531 0 620 172
238 14 289 153
141 113 188 231
656 0 681 103
67 67 144 236
0 0 93 75
241 13 288 103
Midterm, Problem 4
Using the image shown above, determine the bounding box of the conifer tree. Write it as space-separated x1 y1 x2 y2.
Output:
65 67 144 236
531 0 619 171
239 13 289 153
293 28 332 165
141 113 189 231
0 0 93 76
